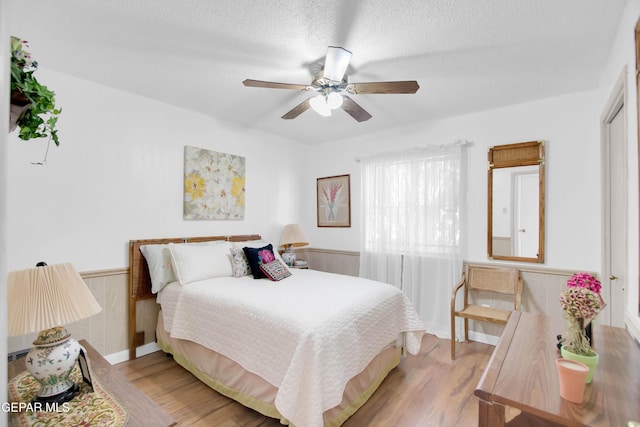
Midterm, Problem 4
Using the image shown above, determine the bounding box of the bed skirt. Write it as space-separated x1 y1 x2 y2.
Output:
156 311 401 426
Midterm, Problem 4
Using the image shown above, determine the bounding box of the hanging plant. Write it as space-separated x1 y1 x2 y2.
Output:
10 36 61 146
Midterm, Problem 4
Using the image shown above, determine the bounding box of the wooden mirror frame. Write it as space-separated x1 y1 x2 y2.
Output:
488 140 545 263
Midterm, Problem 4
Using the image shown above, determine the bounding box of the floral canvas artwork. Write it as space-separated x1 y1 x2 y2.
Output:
317 174 350 227
183 146 245 220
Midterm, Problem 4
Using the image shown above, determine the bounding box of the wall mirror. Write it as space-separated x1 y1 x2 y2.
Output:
488 140 545 263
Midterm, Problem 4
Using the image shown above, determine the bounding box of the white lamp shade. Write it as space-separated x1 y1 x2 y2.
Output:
8 263 102 336
279 224 309 248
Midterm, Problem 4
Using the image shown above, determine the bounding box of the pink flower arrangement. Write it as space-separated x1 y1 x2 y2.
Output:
321 182 343 222
321 182 343 205
566 272 602 294
559 272 605 355
559 287 603 321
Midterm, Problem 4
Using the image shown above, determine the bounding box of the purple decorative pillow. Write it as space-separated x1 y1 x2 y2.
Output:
242 244 277 279
260 260 292 281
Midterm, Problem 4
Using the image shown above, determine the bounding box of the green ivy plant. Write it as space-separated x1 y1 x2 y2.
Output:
10 36 61 146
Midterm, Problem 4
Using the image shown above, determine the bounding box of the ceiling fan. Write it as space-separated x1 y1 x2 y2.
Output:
242 46 419 122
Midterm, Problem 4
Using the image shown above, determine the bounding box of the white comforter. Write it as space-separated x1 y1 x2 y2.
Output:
159 268 424 427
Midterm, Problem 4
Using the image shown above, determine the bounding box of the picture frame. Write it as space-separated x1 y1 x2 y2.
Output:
317 174 351 227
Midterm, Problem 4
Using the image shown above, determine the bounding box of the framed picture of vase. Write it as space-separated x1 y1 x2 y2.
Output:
317 174 351 227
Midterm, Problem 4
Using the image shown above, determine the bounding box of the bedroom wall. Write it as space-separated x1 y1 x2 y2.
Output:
6 69 307 273
302 90 601 273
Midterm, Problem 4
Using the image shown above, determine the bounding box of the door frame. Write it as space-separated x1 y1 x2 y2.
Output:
601 66 628 327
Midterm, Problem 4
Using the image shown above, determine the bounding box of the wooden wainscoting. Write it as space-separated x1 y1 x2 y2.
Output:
298 247 360 276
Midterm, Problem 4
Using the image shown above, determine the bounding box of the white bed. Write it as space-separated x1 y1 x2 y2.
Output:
129 235 425 427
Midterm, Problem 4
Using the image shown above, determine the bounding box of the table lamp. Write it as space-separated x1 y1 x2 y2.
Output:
279 224 309 267
8 262 102 404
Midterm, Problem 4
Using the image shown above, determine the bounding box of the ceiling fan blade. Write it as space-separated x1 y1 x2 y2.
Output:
323 46 352 82
281 98 311 120
243 79 311 91
348 81 420 94
341 96 372 122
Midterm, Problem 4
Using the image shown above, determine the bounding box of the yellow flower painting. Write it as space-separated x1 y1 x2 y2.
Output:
185 173 205 200
183 146 246 220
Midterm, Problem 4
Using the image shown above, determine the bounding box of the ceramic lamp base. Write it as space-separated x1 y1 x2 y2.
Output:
26 326 81 403
281 248 296 267
34 383 79 405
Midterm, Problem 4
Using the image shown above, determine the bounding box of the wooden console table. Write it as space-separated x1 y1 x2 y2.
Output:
8 339 175 427
475 311 640 427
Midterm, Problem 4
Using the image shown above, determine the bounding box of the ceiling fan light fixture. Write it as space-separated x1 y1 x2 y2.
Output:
323 46 352 82
309 95 332 117
243 45 419 122
326 92 343 109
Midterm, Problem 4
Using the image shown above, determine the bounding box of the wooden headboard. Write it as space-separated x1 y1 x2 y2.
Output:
128 234 261 359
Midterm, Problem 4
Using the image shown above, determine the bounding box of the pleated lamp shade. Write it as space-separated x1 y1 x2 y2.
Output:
279 224 309 248
8 263 102 337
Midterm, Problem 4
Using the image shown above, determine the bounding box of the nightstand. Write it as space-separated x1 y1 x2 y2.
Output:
8 339 176 427
290 261 309 269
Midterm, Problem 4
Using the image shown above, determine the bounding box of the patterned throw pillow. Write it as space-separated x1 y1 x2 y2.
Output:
260 260 292 281
230 247 251 277
242 244 277 279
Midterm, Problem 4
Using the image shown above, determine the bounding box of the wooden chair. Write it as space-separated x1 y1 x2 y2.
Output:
450 265 523 360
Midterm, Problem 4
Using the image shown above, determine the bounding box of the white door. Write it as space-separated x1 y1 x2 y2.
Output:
513 171 539 258
602 73 627 328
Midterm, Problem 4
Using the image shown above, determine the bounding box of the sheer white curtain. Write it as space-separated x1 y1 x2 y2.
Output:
359 143 466 338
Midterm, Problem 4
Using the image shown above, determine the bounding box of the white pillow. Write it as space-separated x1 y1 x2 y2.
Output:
169 241 233 285
232 239 286 265
140 240 229 292
140 244 176 293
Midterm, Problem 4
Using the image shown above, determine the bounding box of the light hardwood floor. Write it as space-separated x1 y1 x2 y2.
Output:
116 335 494 427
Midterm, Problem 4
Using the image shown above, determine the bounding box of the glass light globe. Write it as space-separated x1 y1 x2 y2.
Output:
309 95 332 117
326 92 343 109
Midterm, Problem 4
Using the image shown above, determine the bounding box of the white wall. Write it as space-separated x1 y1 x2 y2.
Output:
303 90 601 272
597 0 640 340
7 69 307 272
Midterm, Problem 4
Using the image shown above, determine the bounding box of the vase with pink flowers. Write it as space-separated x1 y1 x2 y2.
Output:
558 272 606 383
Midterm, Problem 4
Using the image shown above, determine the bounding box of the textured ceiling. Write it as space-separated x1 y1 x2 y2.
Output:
8 0 628 144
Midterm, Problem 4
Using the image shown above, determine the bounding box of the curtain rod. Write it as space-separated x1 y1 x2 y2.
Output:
355 139 472 162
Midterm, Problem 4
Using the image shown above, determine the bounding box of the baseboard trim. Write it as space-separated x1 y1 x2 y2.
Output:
467 331 500 346
104 342 161 365
626 310 640 346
